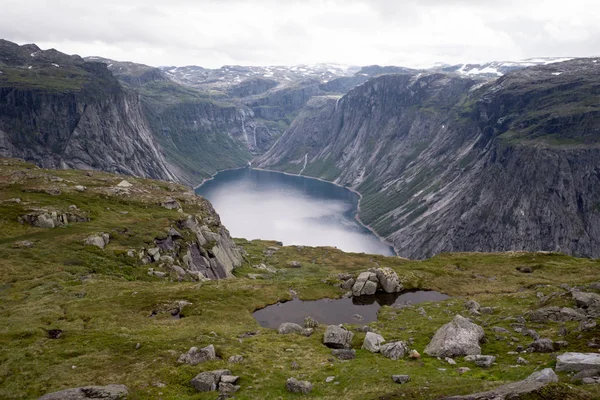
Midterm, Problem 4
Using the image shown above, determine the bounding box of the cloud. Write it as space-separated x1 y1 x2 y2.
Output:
0 0 598 67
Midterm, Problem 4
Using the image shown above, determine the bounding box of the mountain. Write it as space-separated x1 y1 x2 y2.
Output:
438 57 575 78
0 40 177 181
256 58 600 259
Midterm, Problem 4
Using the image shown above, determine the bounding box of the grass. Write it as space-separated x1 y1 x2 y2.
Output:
0 159 599 399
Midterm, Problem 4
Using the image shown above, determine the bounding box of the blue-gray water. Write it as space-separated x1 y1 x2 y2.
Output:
195 168 394 255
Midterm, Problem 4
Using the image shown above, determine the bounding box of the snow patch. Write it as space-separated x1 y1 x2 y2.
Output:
551 72 562 76
51 63 60 68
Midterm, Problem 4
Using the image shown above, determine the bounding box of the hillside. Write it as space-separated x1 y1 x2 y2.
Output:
256 58 600 259
1 158 599 399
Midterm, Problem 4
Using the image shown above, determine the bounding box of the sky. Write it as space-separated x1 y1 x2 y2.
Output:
1 0 598 68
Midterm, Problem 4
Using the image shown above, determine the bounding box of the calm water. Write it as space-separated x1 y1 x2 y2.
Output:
252 291 450 328
196 168 394 255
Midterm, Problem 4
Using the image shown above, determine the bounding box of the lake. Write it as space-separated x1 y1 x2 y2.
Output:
195 168 394 255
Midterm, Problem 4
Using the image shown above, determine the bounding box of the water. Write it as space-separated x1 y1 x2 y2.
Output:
252 291 450 328
196 168 394 255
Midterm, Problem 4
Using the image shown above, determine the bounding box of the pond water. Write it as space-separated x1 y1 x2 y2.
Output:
195 168 394 255
252 291 450 328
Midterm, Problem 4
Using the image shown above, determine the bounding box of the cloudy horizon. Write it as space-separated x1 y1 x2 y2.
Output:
1 0 599 69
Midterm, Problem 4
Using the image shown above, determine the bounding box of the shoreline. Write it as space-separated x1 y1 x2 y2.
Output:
196 164 399 256
192 165 250 190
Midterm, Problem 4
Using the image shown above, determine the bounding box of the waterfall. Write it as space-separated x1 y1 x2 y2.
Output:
298 153 308 175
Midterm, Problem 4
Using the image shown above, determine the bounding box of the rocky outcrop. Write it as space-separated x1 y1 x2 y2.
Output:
19 209 89 228
38 385 128 400
425 315 485 358
257 59 600 259
352 268 403 296
556 352 600 372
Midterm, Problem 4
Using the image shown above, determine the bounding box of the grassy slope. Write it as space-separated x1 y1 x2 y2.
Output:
0 159 599 399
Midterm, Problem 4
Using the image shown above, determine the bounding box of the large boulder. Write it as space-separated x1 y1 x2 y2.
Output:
177 344 216 365
424 315 485 358
362 332 385 353
572 291 600 316
381 341 410 360
352 272 378 296
286 377 312 394
323 325 354 349
375 267 402 293
278 322 303 334
38 385 128 400
556 352 600 372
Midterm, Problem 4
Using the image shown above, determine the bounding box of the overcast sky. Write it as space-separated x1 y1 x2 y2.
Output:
1 0 598 68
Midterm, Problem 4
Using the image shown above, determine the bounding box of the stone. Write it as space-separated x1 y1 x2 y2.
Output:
304 316 319 328
457 367 471 375
340 278 355 291
527 339 554 353
464 300 480 313
84 234 108 249
517 266 533 273
556 352 600 372
480 307 494 314
286 377 312 394
572 291 600 316
177 344 216 365
74 185 86 192
424 315 485 358
362 332 385 352
408 349 421 359
190 372 217 392
381 341 409 360
218 382 240 395
352 271 378 296
465 355 496 368
571 369 600 383
116 180 132 188
290 361 300 370
301 328 314 337
523 368 558 383
517 357 529 365
375 267 403 293
288 261 302 268
331 349 356 360
220 375 239 384
161 198 181 210
228 355 243 363
582 377 600 384
524 329 540 340
446 357 457 365
12 240 34 248
38 385 129 400
392 375 410 384
528 306 586 322
492 326 510 334
323 325 354 349
325 376 335 383
278 322 303 334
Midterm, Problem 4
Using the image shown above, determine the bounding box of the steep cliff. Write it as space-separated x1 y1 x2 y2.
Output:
0 40 177 182
257 59 600 258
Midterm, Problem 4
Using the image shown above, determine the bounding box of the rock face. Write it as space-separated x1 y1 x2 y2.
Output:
256 59 600 259
556 352 600 372
323 325 354 349
425 315 485 358
38 385 128 400
0 40 177 183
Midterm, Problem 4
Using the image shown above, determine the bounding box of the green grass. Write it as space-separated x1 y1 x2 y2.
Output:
0 159 599 399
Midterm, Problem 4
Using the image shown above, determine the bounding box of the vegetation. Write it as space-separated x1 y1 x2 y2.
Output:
1 159 599 399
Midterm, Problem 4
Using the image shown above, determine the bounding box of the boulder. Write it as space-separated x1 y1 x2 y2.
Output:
392 375 410 384
362 332 385 353
190 372 218 392
556 352 600 372
116 180 132 188
161 198 181 210
38 385 128 400
177 344 216 365
84 234 109 249
464 355 496 368
572 291 600 316
228 355 244 363
464 300 481 314
304 316 319 329
218 382 240 395
331 349 356 360
380 341 409 360
278 322 303 334
323 325 354 349
527 339 555 353
286 377 312 394
288 261 302 268
352 272 378 296
571 369 600 383
528 306 587 322
340 278 355 291
375 267 402 293
424 315 485 358
220 375 239 384
524 368 558 383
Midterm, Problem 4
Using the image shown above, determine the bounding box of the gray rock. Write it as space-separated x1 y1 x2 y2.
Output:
424 315 485 358
352 271 378 296
571 369 600 383
582 377 600 384
116 180 132 188
456 367 471 375
191 372 217 392
465 355 496 368
380 341 409 360
220 375 239 384
528 306 587 322
286 377 312 394
84 234 108 249
392 375 410 384
464 300 480 313
523 368 558 383
218 382 240 395
527 339 554 353
362 332 385 353
325 376 335 383
38 385 129 400
572 291 600 316
177 344 216 365
288 261 302 268
375 267 402 293
556 352 600 372
74 185 86 192
332 349 356 360
304 316 319 328
517 357 529 365
323 325 354 349
228 355 243 363
491 326 509 334
525 329 540 340
160 198 181 210
340 278 355 291
278 322 303 334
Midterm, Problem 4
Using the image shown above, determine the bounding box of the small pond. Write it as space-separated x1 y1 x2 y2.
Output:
252 290 450 328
